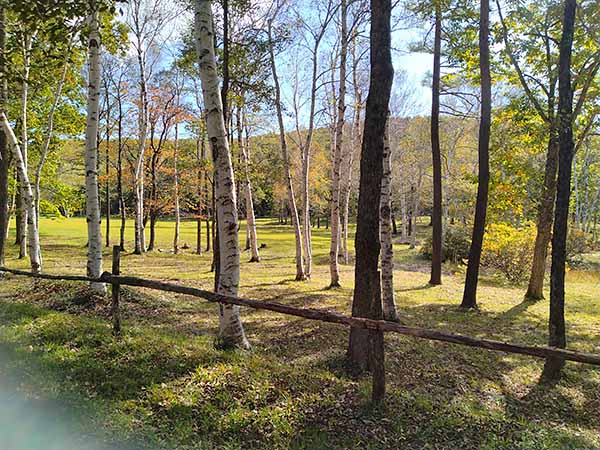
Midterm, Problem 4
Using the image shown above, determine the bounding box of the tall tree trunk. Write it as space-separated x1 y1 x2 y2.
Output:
84 4 106 294
267 13 305 280
174 121 181 254
347 0 394 373
541 0 576 382
461 0 491 309
341 40 362 265
147 151 158 252
429 2 443 286
104 80 111 248
380 116 399 322
329 0 347 288
0 7 8 268
17 33 34 259
409 182 420 250
195 0 249 349
133 27 149 255
117 92 126 252
1 113 41 273
525 133 559 300
240 109 260 262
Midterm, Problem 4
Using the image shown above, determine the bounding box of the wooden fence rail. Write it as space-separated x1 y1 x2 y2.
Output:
2 259 600 401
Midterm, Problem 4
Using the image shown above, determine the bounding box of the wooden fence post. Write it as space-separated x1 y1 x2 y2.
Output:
370 270 385 404
111 245 121 335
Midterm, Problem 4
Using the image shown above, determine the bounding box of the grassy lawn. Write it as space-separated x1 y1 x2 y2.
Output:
0 217 599 449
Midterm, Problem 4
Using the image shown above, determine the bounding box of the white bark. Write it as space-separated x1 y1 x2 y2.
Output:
173 120 180 254
296 1 335 279
301 149 312 278
341 35 363 264
380 118 399 321
85 6 106 294
329 0 347 288
1 112 41 273
241 111 259 262
195 0 249 349
267 12 305 280
17 32 35 259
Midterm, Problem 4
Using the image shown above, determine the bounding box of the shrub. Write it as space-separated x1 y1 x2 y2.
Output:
39 200 63 218
421 225 471 263
566 228 590 263
481 222 536 284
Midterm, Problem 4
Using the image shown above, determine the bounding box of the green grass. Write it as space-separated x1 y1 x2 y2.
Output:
0 217 599 449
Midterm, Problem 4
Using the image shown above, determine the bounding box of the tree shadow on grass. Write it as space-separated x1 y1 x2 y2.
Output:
396 283 436 292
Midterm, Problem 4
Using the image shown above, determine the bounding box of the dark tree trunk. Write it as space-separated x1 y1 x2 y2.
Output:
347 0 394 373
391 214 397 235
148 213 157 252
430 1 443 286
206 218 211 251
196 217 202 254
0 7 9 267
461 0 491 309
211 0 229 283
541 0 576 382
526 133 559 300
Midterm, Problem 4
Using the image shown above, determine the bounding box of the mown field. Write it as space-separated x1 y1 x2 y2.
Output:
0 217 599 450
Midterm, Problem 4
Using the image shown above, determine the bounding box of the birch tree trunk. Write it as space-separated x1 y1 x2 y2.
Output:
329 0 347 288
341 39 363 265
267 13 305 281
0 7 8 268
173 121 181 254
195 0 249 349
17 33 35 259
84 5 106 294
241 110 260 262
1 112 41 273
116 88 126 251
133 35 148 255
104 79 110 248
380 117 399 322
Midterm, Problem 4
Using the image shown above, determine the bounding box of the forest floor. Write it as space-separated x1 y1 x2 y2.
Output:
0 217 599 450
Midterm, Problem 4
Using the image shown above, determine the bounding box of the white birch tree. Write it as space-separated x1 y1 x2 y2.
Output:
267 2 306 280
241 109 260 262
380 117 399 321
328 0 347 288
195 0 249 349
0 112 41 273
84 4 106 294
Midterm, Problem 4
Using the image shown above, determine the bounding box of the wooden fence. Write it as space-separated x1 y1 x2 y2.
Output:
2 245 600 402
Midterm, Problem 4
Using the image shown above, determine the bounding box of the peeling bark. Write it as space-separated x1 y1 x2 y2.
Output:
1 112 41 273
195 0 249 349
84 5 106 294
